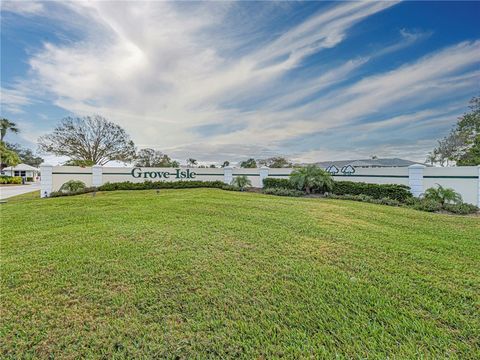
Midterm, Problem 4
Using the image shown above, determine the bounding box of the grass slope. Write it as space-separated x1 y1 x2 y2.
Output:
1 189 479 358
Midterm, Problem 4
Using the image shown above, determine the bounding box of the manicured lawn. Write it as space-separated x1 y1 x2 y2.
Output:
1 189 479 358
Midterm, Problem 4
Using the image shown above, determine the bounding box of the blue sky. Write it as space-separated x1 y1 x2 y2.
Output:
1 1 479 165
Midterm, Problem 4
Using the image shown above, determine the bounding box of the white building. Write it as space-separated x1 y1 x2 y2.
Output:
2 163 40 181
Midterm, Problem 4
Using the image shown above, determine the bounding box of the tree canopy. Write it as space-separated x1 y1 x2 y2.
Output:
38 115 136 165
240 158 257 168
136 148 179 167
5 143 44 167
257 156 292 168
0 142 21 167
429 96 480 166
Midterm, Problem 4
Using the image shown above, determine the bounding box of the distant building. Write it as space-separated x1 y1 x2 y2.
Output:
2 163 40 181
314 158 428 169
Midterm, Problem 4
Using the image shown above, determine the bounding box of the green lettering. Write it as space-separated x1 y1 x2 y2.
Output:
131 167 142 178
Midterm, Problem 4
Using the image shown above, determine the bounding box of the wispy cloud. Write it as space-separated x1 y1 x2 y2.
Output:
2 1 479 162
1 0 44 16
0 87 33 113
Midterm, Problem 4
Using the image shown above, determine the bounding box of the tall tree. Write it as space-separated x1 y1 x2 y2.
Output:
135 148 179 167
0 118 19 142
430 96 480 166
240 158 257 168
257 156 292 168
221 161 230 168
5 143 44 167
0 142 21 167
38 115 136 165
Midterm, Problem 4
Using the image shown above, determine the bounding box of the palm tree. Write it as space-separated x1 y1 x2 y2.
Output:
423 184 462 205
0 142 21 167
289 165 334 194
231 175 251 191
186 158 197 167
0 118 19 142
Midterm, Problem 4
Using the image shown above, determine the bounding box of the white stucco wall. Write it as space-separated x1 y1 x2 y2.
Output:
44 165 480 205
423 166 478 206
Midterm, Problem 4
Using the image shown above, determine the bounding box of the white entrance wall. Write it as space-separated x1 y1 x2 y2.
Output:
40 165 480 206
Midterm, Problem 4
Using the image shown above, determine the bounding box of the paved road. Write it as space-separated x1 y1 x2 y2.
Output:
0 183 40 200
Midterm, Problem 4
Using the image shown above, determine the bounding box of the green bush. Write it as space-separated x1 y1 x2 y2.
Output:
0 176 22 184
327 194 373 202
372 197 401 207
262 178 295 189
332 181 412 202
99 180 227 191
50 187 97 197
411 198 443 212
231 175 252 191
443 203 479 215
59 180 86 193
263 187 304 197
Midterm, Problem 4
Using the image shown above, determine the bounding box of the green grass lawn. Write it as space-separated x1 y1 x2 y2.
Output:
1 189 479 358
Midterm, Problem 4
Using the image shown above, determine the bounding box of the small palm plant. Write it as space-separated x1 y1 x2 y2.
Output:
59 180 86 193
423 184 462 205
289 165 334 194
231 175 252 191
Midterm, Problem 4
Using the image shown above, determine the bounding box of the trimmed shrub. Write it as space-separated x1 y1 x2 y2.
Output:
263 187 304 197
262 178 295 189
443 203 479 215
59 180 86 193
372 197 401 207
326 194 373 202
332 181 412 202
98 180 227 191
411 198 443 212
221 184 240 191
0 176 22 184
50 187 97 197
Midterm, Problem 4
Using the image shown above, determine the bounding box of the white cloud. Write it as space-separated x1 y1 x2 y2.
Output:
1 0 44 15
4 0 479 163
1 87 32 113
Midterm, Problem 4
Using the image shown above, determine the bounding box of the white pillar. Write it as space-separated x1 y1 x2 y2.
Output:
40 164 53 198
477 166 480 207
224 166 233 184
408 164 425 197
92 165 103 187
259 166 269 188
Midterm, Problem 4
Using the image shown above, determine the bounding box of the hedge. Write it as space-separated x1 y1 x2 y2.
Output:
262 178 295 189
262 187 304 197
0 176 22 184
99 180 227 191
331 181 412 202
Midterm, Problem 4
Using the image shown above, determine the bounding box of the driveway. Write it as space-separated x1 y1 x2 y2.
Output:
0 183 40 200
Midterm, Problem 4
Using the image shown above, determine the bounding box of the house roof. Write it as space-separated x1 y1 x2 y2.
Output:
314 158 429 168
3 163 40 171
